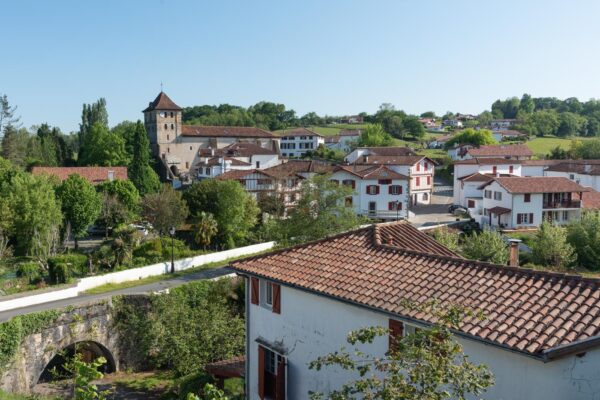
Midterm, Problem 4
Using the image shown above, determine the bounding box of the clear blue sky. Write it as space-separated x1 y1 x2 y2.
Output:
2 0 600 132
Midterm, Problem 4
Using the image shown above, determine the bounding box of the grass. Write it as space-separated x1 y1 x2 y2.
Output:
114 370 175 393
274 124 368 137
525 135 596 157
0 391 58 400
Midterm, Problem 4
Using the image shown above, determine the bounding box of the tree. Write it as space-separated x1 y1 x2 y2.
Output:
521 110 559 137
183 179 258 248
402 115 426 139
477 111 493 127
557 112 586 137
193 212 218 250
111 120 137 158
567 212 600 270
570 138 600 159
1 126 29 167
309 300 493 399
530 222 575 269
462 230 508 264
60 351 110 400
79 98 108 160
129 121 160 195
78 123 128 166
444 128 496 149
0 94 21 137
277 175 364 243
430 226 459 252
0 172 62 256
420 111 437 118
96 179 140 216
97 193 129 237
357 124 393 147
57 174 102 249
142 184 189 235
519 93 535 114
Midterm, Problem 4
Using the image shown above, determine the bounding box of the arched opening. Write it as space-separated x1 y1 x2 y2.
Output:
38 341 116 384
170 164 179 177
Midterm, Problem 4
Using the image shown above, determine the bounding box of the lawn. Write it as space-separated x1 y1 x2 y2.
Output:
274 124 368 137
525 136 596 157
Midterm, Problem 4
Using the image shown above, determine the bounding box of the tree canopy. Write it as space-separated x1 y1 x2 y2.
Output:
444 128 496 149
78 123 128 167
357 124 394 147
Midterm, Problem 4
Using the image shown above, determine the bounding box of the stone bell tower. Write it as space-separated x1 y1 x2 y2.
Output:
142 91 183 158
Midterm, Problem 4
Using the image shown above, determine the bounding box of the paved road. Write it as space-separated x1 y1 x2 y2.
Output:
410 184 463 228
0 266 233 322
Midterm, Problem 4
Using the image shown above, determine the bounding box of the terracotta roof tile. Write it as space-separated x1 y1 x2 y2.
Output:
31 167 128 185
483 177 590 194
182 125 274 138
334 165 408 180
143 92 182 112
279 127 323 137
231 222 600 357
467 144 533 158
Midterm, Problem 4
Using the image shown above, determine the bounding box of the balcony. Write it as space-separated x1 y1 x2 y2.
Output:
542 200 581 209
364 210 405 220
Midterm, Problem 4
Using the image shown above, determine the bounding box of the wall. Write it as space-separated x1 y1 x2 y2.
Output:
0 242 275 313
246 280 600 400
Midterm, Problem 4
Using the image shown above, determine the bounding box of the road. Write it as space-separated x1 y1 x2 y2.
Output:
0 266 233 322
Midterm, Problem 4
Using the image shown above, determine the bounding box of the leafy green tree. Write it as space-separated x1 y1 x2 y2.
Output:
78 98 108 160
444 128 496 149
96 179 140 215
142 184 189 234
193 212 218 250
402 115 426 139
277 175 363 244
430 226 459 252
567 212 600 270
97 193 129 237
0 94 21 136
0 172 62 256
184 179 258 248
357 124 394 147
309 300 493 400
519 93 535 114
521 110 560 137
1 126 29 167
129 121 160 195
462 230 508 264
111 120 137 158
79 123 128 167
547 145 570 160
420 111 437 118
570 138 600 159
531 222 575 269
61 352 110 400
305 144 345 162
477 111 493 127
57 174 102 249
557 112 587 137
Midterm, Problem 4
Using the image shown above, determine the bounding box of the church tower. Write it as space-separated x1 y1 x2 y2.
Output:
143 91 183 158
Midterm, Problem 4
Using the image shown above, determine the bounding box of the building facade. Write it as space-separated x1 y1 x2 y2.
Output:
278 128 324 158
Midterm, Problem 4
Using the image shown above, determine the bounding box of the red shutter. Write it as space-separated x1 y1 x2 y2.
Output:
398 202 402 210
388 202 393 211
272 284 281 314
416 177 420 186
251 277 259 305
427 176 431 185
375 185 380 195
389 319 404 351
276 358 286 400
388 185 392 195
351 180 355 189
492 166 497 174
529 213 534 224
524 193 531 202
416 163 420 172
366 185 370 194
424 162 428 171
258 346 265 399
517 214 522 224
509 165 514 174
399 185 403 194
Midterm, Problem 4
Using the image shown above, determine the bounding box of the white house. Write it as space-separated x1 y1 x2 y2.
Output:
324 129 360 153
462 144 533 161
278 128 325 158
195 142 281 180
344 146 417 164
427 134 453 149
491 119 518 130
544 160 600 192
478 176 589 229
491 129 527 142
329 165 409 220
231 221 600 400
442 119 463 128
453 158 522 206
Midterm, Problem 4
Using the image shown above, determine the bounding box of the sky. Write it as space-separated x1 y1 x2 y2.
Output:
2 0 600 133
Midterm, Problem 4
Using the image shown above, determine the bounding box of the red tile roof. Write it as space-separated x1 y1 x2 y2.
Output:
579 190 600 209
353 155 431 166
454 157 526 165
217 169 270 181
200 157 252 167
182 125 275 138
264 160 336 177
143 92 182 112
279 127 323 137
545 161 600 176
488 206 511 215
356 147 417 156
458 173 496 183
205 356 245 378
231 222 600 358
467 144 533 158
483 177 591 194
199 142 278 157
31 167 128 185
334 165 408 180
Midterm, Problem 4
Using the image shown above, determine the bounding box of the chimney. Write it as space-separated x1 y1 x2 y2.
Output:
508 239 521 267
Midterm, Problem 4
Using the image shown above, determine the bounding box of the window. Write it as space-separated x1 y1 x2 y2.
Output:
467 199 475 208
524 193 531 202
517 213 534 224
378 179 392 185
424 162 429 171
366 185 379 195
164 123 168 129
258 346 286 400
265 282 273 306
415 177 420 186
205 167 210 175
185 162 189 169
569 174 575 180
167 134 170 140
484 190 492 199
345 196 353 207
171 123 174 130
368 201 377 215
388 201 402 211
389 185 403 195
256 161 260 168
167 147 170 153
107 171 115 181
257 179 272 185
492 166 497 175
416 163 420 172
389 319 404 352
563 211 569 220
483 208 488 216
427 176 431 185
189 146 192 150
509 165 514 174
494 191 502 200
342 179 355 189
170 112 174 118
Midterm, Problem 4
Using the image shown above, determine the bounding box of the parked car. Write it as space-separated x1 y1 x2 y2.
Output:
129 224 149 236
448 204 467 214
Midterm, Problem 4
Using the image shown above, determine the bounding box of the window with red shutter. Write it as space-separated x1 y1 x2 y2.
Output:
389 185 402 195
375 185 380 195
415 177 420 186
367 185 379 195
492 166 497 174
424 162 428 171
342 179 355 189
251 277 259 305
388 202 394 211
389 319 404 351
272 284 281 314
258 345 266 398
509 165 514 174
427 176 431 185
416 163 420 172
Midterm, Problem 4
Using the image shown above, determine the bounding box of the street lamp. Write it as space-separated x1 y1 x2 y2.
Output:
169 226 176 273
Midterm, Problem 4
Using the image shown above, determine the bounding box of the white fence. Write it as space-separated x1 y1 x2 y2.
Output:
0 241 275 313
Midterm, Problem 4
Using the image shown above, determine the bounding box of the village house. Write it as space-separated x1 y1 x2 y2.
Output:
442 119 463 128
231 221 600 400
324 129 360 153
427 133 453 149
338 115 364 124
31 166 128 185
462 143 533 161
195 142 281 180
490 118 518 130
477 176 589 229
345 147 435 205
278 128 325 158
143 92 280 179
491 129 527 142
544 160 600 192
329 165 409 220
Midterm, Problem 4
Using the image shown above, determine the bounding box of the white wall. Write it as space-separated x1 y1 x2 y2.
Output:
246 281 600 400
0 241 275 313
545 170 600 191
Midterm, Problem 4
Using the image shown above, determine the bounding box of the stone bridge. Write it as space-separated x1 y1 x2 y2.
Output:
0 297 145 393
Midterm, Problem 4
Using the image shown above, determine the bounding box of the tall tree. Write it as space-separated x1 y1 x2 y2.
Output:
129 121 160 195
78 123 128 166
531 222 575 269
567 212 600 270
519 93 535 114
57 174 102 249
142 184 189 235
0 126 29 166
0 94 21 137
402 115 426 139
520 110 560 137
444 128 496 149
357 124 394 147
462 230 508 264
79 98 108 161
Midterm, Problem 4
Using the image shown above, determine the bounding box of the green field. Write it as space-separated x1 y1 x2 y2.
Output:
274 124 368 137
525 136 596 157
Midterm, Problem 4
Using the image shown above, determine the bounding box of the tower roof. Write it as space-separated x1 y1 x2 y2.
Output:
143 92 182 112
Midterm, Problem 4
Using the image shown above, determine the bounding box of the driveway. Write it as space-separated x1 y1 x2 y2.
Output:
410 184 465 228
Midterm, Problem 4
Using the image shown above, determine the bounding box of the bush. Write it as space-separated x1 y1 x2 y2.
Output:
178 372 215 400
48 253 88 277
16 262 42 284
49 263 72 284
132 237 192 264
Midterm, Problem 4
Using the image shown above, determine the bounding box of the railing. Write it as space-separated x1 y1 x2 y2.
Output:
542 200 581 209
364 210 405 219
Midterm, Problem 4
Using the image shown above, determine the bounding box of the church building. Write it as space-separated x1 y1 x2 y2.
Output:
143 92 280 179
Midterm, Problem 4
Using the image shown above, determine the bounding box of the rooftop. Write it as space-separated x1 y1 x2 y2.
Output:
231 222 600 359
279 127 323 137
467 144 533 158
355 146 417 157
483 177 591 194
352 155 430 166
199 142 278 157
334 165 408 180
143 92 182 112
182 125 275 138
31 167 128 185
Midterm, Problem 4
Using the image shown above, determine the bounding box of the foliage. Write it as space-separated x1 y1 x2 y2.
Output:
57 174 102 246
78 98 108 161
96 179 140 214
357 124 393 147
78 123 128 167
61 352 110 400
183 179 258 248
444 128 496 149
530 222 575 269
192 212 218 250
276 175 364 244
462 230 508 264
131 236 192 264
0 126 29 167
567 212 600 270
129 121 160 196
308 300 493 400
0 309 62 371
16 262 42 284
0 94 21 135
305 144 346 162
142 184 189 235
402 115 426 139
557 112 587 137
112 279 245 377
430 227 459 252
570 138 600 159
520 110 560 137
178 373 215 400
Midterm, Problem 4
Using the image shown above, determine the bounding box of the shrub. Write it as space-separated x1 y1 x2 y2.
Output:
49 263 72 284
48 253 88 277
15 262 42 284
462 229 509 264
178 372 214 400
132 237 192 264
